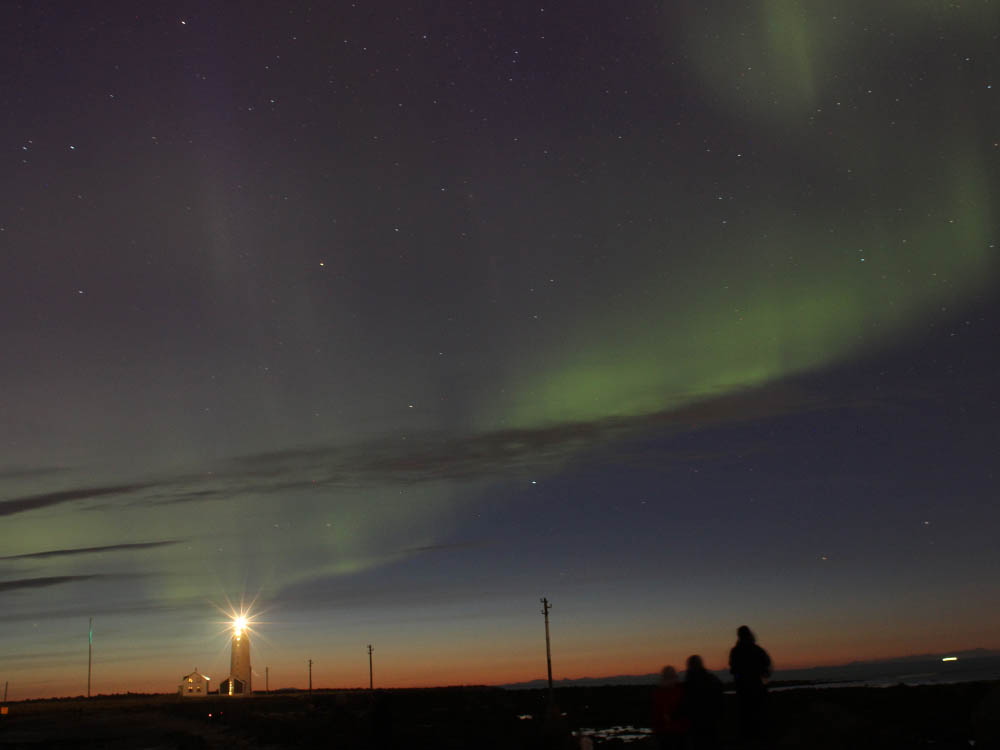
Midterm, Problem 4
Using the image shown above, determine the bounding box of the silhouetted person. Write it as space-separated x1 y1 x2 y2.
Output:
682 655 724 749
729 625 771 743
651 666 688 750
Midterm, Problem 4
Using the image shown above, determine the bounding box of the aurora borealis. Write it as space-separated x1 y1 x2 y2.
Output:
2 2 998 698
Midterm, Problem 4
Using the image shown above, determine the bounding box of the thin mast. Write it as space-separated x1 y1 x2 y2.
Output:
87 617 93 698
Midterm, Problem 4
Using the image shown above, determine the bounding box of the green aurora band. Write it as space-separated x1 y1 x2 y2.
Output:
490 1 996 429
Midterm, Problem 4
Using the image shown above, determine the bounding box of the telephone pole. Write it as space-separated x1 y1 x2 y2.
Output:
540 598 553 706
265 666 269 693
308 659 312 695
367 645 374 690
87 617 93 698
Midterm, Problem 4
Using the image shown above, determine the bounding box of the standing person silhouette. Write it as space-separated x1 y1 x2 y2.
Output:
681 655 724 749
651 666 688 749
729 625 771 743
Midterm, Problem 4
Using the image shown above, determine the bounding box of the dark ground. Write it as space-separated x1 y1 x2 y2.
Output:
2 681 999 749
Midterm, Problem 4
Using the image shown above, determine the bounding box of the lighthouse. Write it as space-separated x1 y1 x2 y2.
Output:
221 615 251 695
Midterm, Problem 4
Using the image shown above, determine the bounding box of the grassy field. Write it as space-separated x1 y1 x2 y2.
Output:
2 681 999 748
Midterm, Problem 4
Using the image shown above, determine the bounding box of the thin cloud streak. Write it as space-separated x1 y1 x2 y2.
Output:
220 380 841 488
0 575 104 593
405 540 493 554
0 483 156 518
4 380 882 517
0 540 183 561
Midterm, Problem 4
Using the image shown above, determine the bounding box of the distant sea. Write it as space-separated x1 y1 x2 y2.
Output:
501 650 1000 690
774 652 1000 689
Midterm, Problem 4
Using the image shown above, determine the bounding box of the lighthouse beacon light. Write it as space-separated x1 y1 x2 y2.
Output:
222 610 253 695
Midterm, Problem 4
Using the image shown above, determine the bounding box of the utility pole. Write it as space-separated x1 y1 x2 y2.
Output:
540 598 553 706
87 617 93 698
265 666 269 693
3 681 8 701
308 659 312 695
367 644 374 690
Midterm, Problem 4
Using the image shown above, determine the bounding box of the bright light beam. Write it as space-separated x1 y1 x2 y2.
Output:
233 615 248 636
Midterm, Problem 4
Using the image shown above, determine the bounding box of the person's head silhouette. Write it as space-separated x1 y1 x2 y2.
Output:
686 654 706 674
737 625 755 643
660 665 679 686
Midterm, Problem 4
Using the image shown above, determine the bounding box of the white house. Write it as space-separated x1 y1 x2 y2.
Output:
178 668 211 697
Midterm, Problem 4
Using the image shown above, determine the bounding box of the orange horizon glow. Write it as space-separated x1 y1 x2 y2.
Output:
11 638 998 702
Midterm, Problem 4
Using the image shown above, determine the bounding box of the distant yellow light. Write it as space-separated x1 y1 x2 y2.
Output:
942 656 958 662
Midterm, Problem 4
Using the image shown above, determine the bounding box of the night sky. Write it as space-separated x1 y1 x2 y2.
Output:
2 1 998 699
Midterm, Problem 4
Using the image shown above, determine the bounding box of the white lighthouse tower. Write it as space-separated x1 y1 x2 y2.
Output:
221 615 251 695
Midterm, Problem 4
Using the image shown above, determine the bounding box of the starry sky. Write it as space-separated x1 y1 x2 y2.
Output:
2 1 998 699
